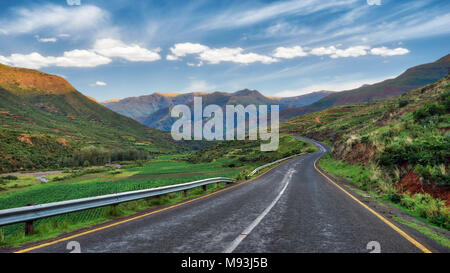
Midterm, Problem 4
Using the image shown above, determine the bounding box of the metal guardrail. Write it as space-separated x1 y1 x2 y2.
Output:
247 154 301 177
0 177 235 232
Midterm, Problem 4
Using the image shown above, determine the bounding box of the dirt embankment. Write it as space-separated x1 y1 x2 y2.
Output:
398 170 450 205
333 141 377 166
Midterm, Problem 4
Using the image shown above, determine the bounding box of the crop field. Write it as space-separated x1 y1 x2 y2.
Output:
0 136 313 247
0 156 243 246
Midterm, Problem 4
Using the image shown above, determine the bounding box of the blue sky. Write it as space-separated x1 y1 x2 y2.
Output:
0 0 449 101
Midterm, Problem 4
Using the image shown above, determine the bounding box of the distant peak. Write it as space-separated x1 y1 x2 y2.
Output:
233 89 262 96
103 98 122 103
154 92 183 97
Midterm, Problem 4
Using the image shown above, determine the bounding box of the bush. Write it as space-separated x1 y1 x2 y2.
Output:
83 160 90 168
3 175 18 180
439 90 450 112
399 193 449 229
378 134 449 169
413 102 445 121
360 135 370 144
398 99 409 108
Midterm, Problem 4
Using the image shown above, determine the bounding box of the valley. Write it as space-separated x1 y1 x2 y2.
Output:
0 54 449 252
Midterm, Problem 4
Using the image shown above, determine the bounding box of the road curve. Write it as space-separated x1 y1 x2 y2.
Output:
18 138 445 253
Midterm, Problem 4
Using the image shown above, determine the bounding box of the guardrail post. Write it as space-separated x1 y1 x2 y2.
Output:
202 185 207 191
25 220 33 236
183 190 187 197
25 203 36 236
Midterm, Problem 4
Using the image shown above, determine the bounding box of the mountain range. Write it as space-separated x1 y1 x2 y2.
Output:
102 89 333 131
279 54 450 121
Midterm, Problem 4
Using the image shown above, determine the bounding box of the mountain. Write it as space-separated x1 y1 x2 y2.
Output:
0 64 176 172
281 75 450 207
103 90 333 131
280 54 450 121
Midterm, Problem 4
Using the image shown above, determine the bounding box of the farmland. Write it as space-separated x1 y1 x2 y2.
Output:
0 135 314 247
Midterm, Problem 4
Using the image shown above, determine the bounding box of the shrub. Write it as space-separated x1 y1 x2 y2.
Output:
398 99 409 108
360 135 370 144
439 90 450 112
3 175 18 180
413 102 445 121
83 160 90 168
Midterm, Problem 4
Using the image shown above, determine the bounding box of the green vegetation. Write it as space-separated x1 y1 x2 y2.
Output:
0 175 35 192
284 75 450 234
392 215 450 248
188 135 316 178
0 182 229 248
320 154 449 231
0 64 184 173
0 136 315 247
0 157 239 247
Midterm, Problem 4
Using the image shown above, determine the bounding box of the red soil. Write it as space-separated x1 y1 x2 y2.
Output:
398 170 450 205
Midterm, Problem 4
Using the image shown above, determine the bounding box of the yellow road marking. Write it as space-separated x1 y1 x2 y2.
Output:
313 157 432 253
14 162 283 253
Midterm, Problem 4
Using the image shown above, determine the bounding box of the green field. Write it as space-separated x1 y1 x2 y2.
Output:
0 135 314 247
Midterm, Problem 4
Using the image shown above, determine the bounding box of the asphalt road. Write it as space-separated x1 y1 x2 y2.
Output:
22 138 443 253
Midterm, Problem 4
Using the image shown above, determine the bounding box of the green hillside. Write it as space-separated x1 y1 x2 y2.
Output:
282 75 450 228
0 64 177 173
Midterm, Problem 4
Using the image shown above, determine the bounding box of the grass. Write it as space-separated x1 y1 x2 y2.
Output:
319 154 450 233
0 136 315 248
0 175 36 193
392 215 450 248
0 182 229 248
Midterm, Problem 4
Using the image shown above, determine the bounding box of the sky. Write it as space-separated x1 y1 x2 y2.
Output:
0 0 449 101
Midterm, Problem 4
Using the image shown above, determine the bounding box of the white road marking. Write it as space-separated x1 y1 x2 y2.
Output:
223 168 296 253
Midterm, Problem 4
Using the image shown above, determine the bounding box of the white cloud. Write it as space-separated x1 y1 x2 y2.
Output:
273 46 308 59
56 50 112 67
310 46 338 56
167 43 209 60
309 45 369 58
166 54 178 61
187 61 203 67
330 45 369 58
0 38 163 69
0 4 108 35
93 38 161 62
199 47 278 64
91 81 107 86
167 43 277 65
370 47 409 56
36 36 57 43
0 50 111 69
